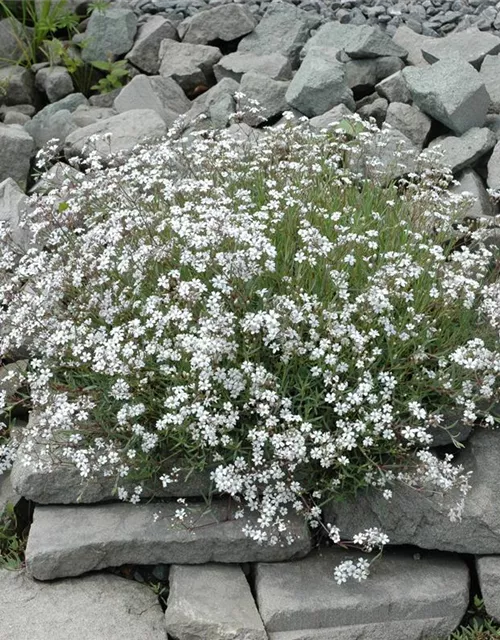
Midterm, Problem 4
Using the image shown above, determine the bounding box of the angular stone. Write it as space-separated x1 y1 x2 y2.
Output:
26 500 311 580
421 28 500 70
82 8 137 63
0 178 32 250
326 428 500 554
25 92 88 149
392 25 434 67
285 49 355 118
64 109 167 161
255 549 469 640
159 40 222 94
357 96 388 127
71 106 116 129
3 111 30 125
429 127 496 173
345 56 404 94
0 471 20 516
114 74 191 127
240 71 289 125
0 126 34 190
238 2 321 69
0 17 31 68
165 564 267 640
477 556 500 622
487 141 500 192
480 55 500 114
375 70 411 104
30 161 83 195
35 66 73 103
126 15 178 75
214 52 292 83
403 55 491 135
385 102 433 148
0 570 167 640
352 127 419 182
182 77 238 130
178 4 257 45
309 104 353 130
0 66 36 106
450 168 495 220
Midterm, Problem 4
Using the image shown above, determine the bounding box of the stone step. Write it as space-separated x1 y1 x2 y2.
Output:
0 569 167 640
254 548 469 640
26 500 311 580
165 564 267 640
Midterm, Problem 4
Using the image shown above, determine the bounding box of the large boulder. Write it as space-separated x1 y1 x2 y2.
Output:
81 7 137 64
385 102 432 148
24 92 88 149
64 109 167 161
238 2 321 69
25 501 311 580
421 28 500 69
285 48 355 118
214 51 292 83
392 25 433 67
429 127 496 173
0 17 31 68
239 71 290 125
325 428 500 554
159 40 222 94
403 55 491 135
182 77 238 130
487 141 500 192
0 126 34 189
345 56 404 95
0 66 36 106
375 70 411 104
165 565 267 640
178 4 257 45
477 556 500 622
480 54 500 114
125 15 178 75
255 548 469 640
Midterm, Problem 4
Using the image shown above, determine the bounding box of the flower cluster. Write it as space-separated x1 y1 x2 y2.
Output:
0 113 498 582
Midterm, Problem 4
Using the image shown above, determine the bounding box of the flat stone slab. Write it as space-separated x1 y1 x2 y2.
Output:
421 28 500 69
255 549 469 640
0 569 167 640
476 556 500 622
26 501 311 580
165 564 267 639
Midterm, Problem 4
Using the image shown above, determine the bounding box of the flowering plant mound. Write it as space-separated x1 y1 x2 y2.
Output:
0 114 499 580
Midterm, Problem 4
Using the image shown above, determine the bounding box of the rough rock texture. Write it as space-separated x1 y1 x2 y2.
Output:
345 56 404 94
477 556 500 622
403 55 491 135
0 472 19 516
325 428 500 554
159 39 222 93
0 178 33 251
451 169 495 220
285 48 355 118
35 66 74 103
214 52 292 83
0 126 34 189
114 74 190 126
0 17 31 69
308 104 353 129
392 26 433 67
255 549 469 640
480 54 500 114
0 66 36 106
385 102 432 148
26 501 311 580
238 2 321 69
182 77 238 130
165 564 267 640
178 4 257 44
421 28 500 69
81 7 138 63
488 140 500 191
240 71 289 125
24 92 88 149
375 70 411 104
429 127 496 172
0 570 167 640
64 108 166 160
71 105 116 129
126 15 178 75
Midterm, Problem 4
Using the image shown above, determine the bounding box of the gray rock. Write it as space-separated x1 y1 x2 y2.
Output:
480 55 500 114
385 102 433 148
30 161 83 195
214 52 292 83
345 56 404 94
159 40 222 94
301 22 366 59
0 104 36 118
392 25 434 67
0 570 167 640
126 15 178 75
26 500 311 580
25 92 88 149
344 25 408 59
0 126 33 190
238 2 321 69
178 4 257 44
0 471 20 517
357 95 388 127
255 548 469 640
165 565 267 640
240 71 289 125
0 66 36 106
182 77 238 130
403 55 491 135
114 74 191 127
71 105 116 128
285 48 355 118
429 127 496 173
0 17 30 68
450 168 495 220
487 141 500 191
325 428 500 554
0 179 32 251
64 109 167 161
477 556 500 622
354 127 419 182
375 70 411 104
35 66 73 103
82 8 138 64
309 103 353 129
89 88 121 108
3 111 30 125
421 28 500 69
